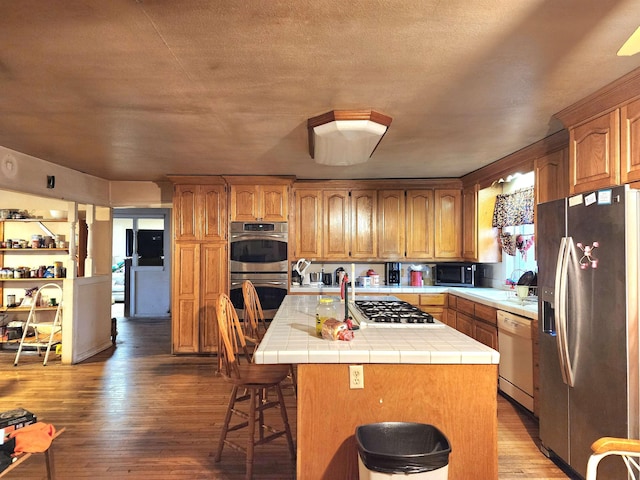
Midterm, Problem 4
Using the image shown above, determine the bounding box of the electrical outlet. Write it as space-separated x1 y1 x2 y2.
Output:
349 365 364 389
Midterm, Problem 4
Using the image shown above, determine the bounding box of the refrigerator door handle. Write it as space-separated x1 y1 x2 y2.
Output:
556 236 575 387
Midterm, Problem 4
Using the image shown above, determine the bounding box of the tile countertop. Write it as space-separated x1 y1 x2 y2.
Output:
290 285 538 320
253 295 500 366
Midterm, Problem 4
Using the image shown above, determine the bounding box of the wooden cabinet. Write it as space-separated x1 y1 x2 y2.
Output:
418 293 447 322
405 190 434 259
462 185 477 260
569 110 620 194
448 294 498 349
535 148 569 205
292 183 461 261
293 189 322 258
621 97 640 184
230 183 288 222
174 184 226 242
378 188 456 261
350 190 377 258
377 190 405 258
322 190 350 259
170 178 227 354
293 187 377 260
434 189 462 259
456 312 474 337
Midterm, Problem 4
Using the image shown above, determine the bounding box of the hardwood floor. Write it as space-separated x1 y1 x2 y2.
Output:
0 312 573 479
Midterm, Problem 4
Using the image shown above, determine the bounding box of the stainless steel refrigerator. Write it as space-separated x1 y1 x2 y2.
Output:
538 185 640 479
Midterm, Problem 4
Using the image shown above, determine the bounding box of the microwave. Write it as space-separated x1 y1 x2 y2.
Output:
434 263 477 287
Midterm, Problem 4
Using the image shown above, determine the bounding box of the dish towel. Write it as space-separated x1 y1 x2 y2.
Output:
9 422 56 454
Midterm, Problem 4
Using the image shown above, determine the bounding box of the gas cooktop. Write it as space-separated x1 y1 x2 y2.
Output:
349 299 445 328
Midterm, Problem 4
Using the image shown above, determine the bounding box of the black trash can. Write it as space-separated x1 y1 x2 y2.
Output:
356 422 451 479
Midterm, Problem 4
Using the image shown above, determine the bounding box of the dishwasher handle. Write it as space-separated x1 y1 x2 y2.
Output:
497 310 532 339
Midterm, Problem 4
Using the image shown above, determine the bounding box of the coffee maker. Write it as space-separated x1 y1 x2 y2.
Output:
385 262 401 286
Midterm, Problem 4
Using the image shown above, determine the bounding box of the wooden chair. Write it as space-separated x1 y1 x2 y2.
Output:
214 293 295 480
241 280 297 395
586 437 640 479
241 280 268 347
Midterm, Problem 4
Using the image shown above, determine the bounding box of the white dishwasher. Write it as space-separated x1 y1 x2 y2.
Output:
497 310 534 412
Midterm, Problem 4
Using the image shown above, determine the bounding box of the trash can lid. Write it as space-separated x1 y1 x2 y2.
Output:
356 422 451 475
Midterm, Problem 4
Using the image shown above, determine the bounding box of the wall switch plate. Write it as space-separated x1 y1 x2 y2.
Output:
349 365 364 389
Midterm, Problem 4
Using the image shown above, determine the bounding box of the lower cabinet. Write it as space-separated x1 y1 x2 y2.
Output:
448 295 498 350
172 242 227 353
395 293 448 322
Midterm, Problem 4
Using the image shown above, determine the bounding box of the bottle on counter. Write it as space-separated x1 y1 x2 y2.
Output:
316 297 339 336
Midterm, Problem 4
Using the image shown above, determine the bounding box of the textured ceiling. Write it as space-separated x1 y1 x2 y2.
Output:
1 0 640 182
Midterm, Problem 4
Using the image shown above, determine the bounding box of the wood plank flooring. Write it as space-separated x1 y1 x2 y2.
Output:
0 312 574 479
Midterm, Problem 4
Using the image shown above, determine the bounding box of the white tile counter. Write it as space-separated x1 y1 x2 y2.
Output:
253 294 500 365
290 284 538 319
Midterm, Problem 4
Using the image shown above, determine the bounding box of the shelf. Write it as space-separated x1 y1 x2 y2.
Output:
0 248 68 252
0 218 67 223
0 278 64 282
0 306 61 312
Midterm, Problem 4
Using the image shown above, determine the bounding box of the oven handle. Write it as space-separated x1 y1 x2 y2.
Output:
230 281 288 288
230 233 288 241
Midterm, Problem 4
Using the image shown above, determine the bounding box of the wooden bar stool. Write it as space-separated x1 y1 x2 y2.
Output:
214 293 295 480
242 280 296 395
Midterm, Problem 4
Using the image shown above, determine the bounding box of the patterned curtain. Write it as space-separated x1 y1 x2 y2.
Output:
492 187 534 227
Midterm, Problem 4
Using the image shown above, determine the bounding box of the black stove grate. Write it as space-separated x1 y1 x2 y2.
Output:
354 300 435 324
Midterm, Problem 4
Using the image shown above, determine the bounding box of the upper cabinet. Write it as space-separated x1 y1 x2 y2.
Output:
377 190 405 258
293 182 461 261
350 190 377 259
174 183 227 242
555 70 640 194
323 188 379 259
405 190 435 259
293 188 322 259
568 110 620 194
434 189 462 259
229 183 289 222
620 97 640 185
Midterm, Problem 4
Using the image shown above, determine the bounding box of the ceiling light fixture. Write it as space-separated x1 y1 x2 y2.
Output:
618 26 640 56
307 110 392 166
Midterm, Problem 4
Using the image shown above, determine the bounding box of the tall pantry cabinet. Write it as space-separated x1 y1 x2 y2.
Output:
169 177 227 354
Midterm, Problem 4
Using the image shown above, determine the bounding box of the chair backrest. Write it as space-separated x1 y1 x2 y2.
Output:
216 293 252 379
242 280 267 342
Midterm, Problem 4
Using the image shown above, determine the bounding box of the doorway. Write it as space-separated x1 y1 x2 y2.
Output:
112 209 171 317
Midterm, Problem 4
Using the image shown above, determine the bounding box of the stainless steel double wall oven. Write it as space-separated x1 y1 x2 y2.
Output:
229 222 288 319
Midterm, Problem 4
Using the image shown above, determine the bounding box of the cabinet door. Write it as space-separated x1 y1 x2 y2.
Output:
535 148 569 205
199 243 227 353
621 98 640 184
406 190 434 259
434 189 462 259
445 309 457 328
351 190 377 258
260 184 288 222
294 189 322 258
323 190 350 258
474 302 497 326
201 184 227 241
378 190 405 258
569 110 620 194
462 185 477 261
230 185 259 221
474 320 498 350
174 184 226 241
456 312 474 337
174 185 199 241
172 242 200 353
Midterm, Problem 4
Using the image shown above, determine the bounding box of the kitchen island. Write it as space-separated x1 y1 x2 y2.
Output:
254 295 500 479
